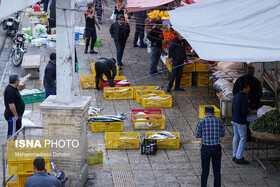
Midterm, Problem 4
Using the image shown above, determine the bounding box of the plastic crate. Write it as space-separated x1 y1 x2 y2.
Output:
183 63 195 72
101 76 130 90
8 159 51 175
103 87 134 100
105 132 140 149
181 72 192 80
80 75 98 89
90 121 123 132
195 63 209 72
196 77 212 87
131 109 163 123
179 78 192 87
165 57 172 72
18 175 31 187
145 132 180 149
6 181 18 187
132 114 165 130
88 150 103 165
199 105 221 119
91 62 119 77
135 90 165 104
141 139 157 155
132 86 159 98
197 72 210 79
20 88 45 104
142 94 172 108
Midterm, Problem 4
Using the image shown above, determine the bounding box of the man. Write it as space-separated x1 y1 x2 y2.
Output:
195 106 225 187
4 75 25 137
94 0 103 24
147 20 163 75
232 82 250 164
166 33 186 92
84 2 100 54
24 157 62 187
133 10 147 48
95 58 117 90
233 65 262 110
110 15 130 70
43 53 56 99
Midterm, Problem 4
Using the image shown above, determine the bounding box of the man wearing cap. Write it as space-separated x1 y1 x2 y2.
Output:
147 20 163 75
4 74 25 137
95 58 117 90
110 15 130 70
43 53 56 99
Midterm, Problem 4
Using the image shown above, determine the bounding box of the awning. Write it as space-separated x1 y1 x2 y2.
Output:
126 0 174 12
169 0 280 62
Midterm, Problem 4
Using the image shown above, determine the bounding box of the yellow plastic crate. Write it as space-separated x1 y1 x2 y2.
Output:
165 57 172 72
90 121 123 132
6 181 18 187
183 63 195 72
103 87 134 100
181 72 192 80
18 175 31 187
132 114 165 130
199 105 221 119
88 113 102 117
8 159 51 175
132 86 159 98
142 94 172 108
80 75 98 89
179 78 192 87
7 140 50 160
135 90 165 104
197 72 210 79
145 132 180 149
196 77 212 87
88 150 103 165
91 62 119 77
195 63 209 72
105 132 140 149
103 76 126 81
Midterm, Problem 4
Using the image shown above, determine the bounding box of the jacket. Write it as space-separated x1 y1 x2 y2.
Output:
232 92 249 124
110 22 130 41
95 58 117 78
168 37 186 64
232 75 262 110
43 60 56 88
24 172 62 187
147 27 163 48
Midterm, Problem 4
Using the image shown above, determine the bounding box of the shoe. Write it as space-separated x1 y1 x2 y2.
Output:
118 65 122 70
119 63 124 66
235 158 249 165
166 88 171 92
133 44 138 47
90 50 98 54
84 49 88 54
174 88 184 91
140 44 147 48
232 157 236 162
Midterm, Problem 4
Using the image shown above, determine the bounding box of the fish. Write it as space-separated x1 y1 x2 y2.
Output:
148 131 178 139
143 96 171 100
88 107 104 115
88 113 125 122
106 88 131 92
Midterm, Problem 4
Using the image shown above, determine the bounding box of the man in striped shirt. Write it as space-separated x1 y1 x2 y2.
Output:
195 106 225 187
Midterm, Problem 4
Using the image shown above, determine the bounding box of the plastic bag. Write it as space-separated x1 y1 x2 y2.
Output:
257 105 275 118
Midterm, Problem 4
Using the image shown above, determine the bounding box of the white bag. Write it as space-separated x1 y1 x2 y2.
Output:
110 12 116 21
257 105 274 117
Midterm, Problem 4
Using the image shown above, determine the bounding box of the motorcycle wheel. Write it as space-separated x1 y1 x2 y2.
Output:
11 49 23 67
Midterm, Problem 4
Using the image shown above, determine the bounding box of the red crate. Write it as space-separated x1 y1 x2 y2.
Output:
101 80 130 90
131 109 163 122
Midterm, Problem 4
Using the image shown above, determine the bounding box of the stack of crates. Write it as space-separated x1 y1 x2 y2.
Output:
195 72 212 87
6 140 50 187
177 72 192 87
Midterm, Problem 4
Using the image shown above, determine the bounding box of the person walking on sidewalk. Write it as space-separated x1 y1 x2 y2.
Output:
43 53 56 99
166 33 186 92
147 20 163 75
4 74 25 138
84 2 100 54
195 106 225 187
232 81 250 164
94 0 103 24
95 58 117 90
110 15 130 70
133 10 147 48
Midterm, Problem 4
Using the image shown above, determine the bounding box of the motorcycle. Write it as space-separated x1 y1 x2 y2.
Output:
0 11 23 37
11 32 26 67
50 161 68 187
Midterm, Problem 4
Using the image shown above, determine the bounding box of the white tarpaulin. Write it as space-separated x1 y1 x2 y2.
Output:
169 0 280 62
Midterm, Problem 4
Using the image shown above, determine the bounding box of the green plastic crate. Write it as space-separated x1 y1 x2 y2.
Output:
20 88 45 104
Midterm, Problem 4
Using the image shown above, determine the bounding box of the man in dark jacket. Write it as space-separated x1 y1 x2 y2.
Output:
232 81 250 165
95 58 117 90
84 3 100 54
167 33 186 92
233 65 262 110
43 53 56 99
133 10 147 48
147 20 163 75
110 15 130 70
4 74 25 138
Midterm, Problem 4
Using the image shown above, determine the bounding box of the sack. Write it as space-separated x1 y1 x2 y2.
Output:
94 39 103 47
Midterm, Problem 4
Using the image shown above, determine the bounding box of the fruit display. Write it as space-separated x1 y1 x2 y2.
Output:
163 30 177 41
250 108 280 134
148 10 169 20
